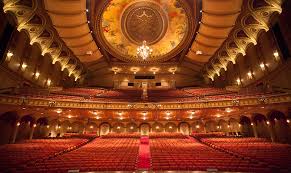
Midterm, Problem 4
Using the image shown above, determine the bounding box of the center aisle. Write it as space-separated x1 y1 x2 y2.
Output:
137 136 151 170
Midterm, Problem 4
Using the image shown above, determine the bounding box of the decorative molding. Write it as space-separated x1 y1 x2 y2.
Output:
204 0 283 81
0 93 290 110
2 0 85 81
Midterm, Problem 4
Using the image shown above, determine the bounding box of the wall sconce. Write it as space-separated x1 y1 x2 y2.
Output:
21 63 27 70
6 51 13 61
47 79 51 86
35 71 40 79
273 51 280 61
260 63 265 70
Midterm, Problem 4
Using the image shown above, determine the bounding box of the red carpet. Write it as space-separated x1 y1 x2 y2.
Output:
137 136 151 170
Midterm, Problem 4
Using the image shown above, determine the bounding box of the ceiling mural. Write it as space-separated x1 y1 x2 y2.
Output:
98 0 192 63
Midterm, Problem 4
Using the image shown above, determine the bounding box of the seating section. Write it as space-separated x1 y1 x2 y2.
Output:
21 138 139 172
202 137 291 170
0 139 87 171
149 132 187 139
150 137 270 172
191 132 226 138
102 132 140 138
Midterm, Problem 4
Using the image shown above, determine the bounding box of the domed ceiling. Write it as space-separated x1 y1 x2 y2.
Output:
94 0 195 63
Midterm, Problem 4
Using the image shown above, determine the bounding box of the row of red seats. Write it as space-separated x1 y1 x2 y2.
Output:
0 139 87 172
202 137 291 170
19 138 140 172
149 132 187 139
191 132 226 138
150 138 271 172
102 132 141 138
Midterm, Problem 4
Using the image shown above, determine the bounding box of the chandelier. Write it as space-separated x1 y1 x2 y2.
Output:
137 40 153 60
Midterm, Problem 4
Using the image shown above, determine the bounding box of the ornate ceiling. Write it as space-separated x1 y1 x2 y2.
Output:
2 0 284 87
95 0 194 63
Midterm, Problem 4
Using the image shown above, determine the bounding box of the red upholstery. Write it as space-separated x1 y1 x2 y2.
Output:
150 137 271 172
137 136 150 169
0 139 87 171
20 138 139 172
202 137 291 169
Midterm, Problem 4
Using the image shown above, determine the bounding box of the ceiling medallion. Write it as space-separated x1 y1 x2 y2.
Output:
97 0 194 63
137 40 153 60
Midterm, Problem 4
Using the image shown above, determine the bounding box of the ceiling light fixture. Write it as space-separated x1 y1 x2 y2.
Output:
137 40 152 61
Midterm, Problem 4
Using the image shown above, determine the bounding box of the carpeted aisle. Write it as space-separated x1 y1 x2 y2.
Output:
137 136 151 170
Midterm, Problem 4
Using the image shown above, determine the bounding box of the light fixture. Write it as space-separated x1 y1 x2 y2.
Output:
196 50 203 55
169 126 172 129
273 51 279 60
96 116 100 120
17 122 20 126
287 119 290 123
166 111 171 116
225 108 232 113
35 71 40 79
251 123 254 126
130 126 134 129
6 51 13 61
189 116 193 120
33 124 37 127
137 40 152 60
21 63 27 70
227 125 230 128
247 71 253 79
117 126 121 129
236 78 241 85
90 125 93 129
156 126 159 129
260 63 265 70
196 125 200 129
56 109 62 114
47 79 51 86
266 121 270 125
46 125 50 128
68 115 72 119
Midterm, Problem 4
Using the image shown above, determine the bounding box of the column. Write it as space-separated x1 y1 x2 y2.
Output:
29 124 36 140
11 122 20 144
267 121 276 142
251 122 258 138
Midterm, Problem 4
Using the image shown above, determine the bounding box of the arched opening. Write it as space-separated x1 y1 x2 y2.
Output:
152 122 164 133
0 111 19 144
178 122 190 135
267 110 288 143
165 122 177 133
139 123 150 136
99 122 111 136
218 119 228 133
229 118 240 133
112 122 125 133
33 117 49 138
205 120 217 133
17 115 35 141
191 121 205 134
240 116 253 137
126 122 138 133
85 122 98 135
252 113 270 139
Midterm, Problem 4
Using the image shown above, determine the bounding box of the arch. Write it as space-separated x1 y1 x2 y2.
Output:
218 119 228 133
0 112 19 144
126 122 138 133
33 117 49 138
71 121 85 134
99 122 111 136
112 122 125 133
152 122 164 133
205 120 217 132
191 121 205 133
178 122 190 135
239 116 253 137
85 122 98 134
267 110 288 143
229 118 240 133
252 113 269 139
139 123 151 136
165 122 177 133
